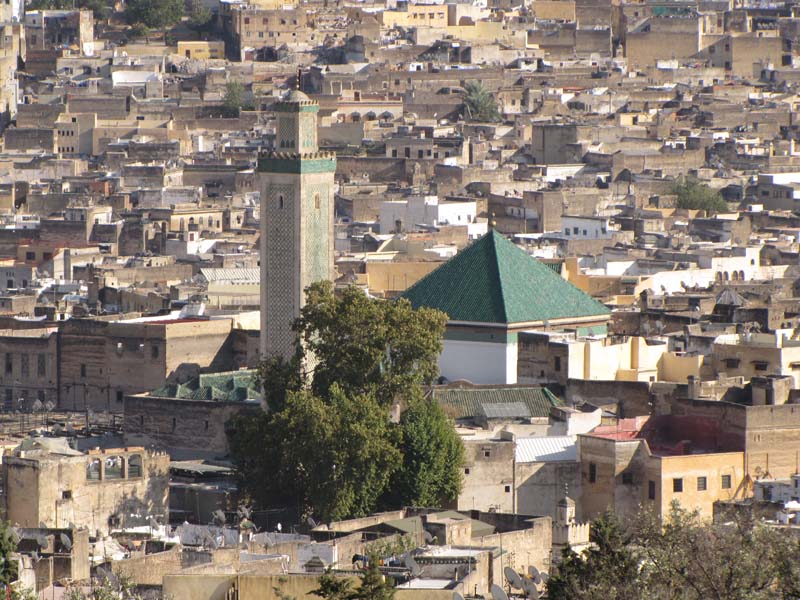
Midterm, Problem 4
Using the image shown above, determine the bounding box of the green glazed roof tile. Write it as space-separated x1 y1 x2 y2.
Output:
400 230 609 325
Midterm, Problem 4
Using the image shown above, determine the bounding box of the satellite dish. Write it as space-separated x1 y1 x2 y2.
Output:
505 566 524 589
453 593 465 600
38 522 47 529
422 530 434 544
36 534 48 548
307 517 318 529
528 566 542 585
30 550 39 562
490 584 510 600
59 533 72 551
149 517 160 529
404 555 421 577
520 577 541 600
212 510 226 526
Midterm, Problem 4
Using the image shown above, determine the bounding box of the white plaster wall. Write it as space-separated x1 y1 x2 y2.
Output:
440 339 517 384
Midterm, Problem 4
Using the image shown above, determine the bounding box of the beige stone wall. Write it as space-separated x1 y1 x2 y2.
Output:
458 439 515 513
650 452 745 520
472 518 553 575
3 448 169 535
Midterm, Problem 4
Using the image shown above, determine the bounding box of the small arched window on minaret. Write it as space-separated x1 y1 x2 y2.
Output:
314 193 321 210
278 195 284 209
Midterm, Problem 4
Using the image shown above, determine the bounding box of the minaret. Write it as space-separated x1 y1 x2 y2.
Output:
259 85 336 359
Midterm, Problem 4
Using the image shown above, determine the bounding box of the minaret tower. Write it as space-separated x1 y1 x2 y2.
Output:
259 81 336 359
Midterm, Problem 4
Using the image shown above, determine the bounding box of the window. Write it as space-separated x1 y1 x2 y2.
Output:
314 193 320 210
86 458 101 481
278 195 284 209
589 463 597 483
151 345 159 359
622 472 634 485
128 455 142 478
648 480 656 499
723 358 740 369
37 354 45 376
3 389 10 411
62 490 72 500
25 252 34 260
554 356 561 372
673 478 683 493
504 485 511 493
754 361 768 371
4 353 11 374
721 474 732 489
80 364 86 378
204 420 209 430
464 468 470 475
140 415 144 427
116 391 123 404
105 456 124 480
483 449 491 458
573 227 579 234
172 417 177 432
20 354 28 378
697 476 707 491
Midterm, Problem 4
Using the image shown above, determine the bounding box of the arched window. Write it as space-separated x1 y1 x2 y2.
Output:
314 193 321 210
278 195 284 209
87 458 101 481
128 455 143 478
105 455 124 480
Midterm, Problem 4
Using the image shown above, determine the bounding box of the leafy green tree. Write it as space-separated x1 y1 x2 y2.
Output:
126 0 183 29
312 571 355 600
388 394 463 508
351 558 395 600
228 282 461 522
673 177 728 213
461 81 500 122
188 5 213 29
295 282 447 406
634 503 784 600
222 81 254 117
547 512 643 600
0 521 18 590
27 0 108 19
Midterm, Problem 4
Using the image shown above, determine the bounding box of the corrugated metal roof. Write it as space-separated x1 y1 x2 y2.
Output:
199 268 260 283
515 436 577 463
433 386 564 420
480 401 531 419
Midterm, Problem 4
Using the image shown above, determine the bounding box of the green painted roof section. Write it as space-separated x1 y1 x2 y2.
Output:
400 230 610 324
150 369 260 403
433 386 565 420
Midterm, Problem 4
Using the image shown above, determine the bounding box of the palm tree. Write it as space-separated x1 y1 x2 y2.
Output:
461 81 500 122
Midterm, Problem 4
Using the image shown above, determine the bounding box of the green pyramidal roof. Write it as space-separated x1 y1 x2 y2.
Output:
401 230 610 325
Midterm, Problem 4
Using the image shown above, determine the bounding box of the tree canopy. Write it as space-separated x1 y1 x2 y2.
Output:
27 0 108 19
125 0 183 29
228 282 462 522
313 558 395 600
674 177 728 213
547 503 800 600
462 81 500 122
222 82 255 117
